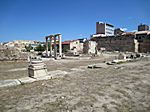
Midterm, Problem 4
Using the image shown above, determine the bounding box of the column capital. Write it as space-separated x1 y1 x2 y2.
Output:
46 35 54 39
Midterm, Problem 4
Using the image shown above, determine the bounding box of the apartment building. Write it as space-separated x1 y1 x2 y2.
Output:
138 24 149 31
96 22 114 36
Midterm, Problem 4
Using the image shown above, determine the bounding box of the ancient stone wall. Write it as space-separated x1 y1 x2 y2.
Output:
138 39 150 53
83 40 97 54
92 35 135 52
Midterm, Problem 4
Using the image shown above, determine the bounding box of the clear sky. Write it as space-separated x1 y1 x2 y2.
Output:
0 0 150 42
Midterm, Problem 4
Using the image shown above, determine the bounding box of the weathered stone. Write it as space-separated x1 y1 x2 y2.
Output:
88 63 108 69
0 46 28 61
0 79 21 87
83 40 97 54
45 34 62 59
28 61 48 78
18 77 36 84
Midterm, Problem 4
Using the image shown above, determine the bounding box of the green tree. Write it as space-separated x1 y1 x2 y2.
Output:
25 44 33 52
34 44 45 51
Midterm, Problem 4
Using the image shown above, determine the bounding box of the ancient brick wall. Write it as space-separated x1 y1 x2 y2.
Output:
93 35 135 52
138 39 150 53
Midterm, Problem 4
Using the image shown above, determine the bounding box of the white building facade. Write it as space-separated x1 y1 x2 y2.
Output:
96 22 114 36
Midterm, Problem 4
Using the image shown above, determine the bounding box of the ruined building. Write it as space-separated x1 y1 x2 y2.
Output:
83 40 97 54
62 38 86 53
91 31 150 53
91 32 136 52
89 23 150 53
135 31 150 53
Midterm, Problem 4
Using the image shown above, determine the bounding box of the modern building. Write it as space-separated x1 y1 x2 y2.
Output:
138 24 149 31
96 22 114 36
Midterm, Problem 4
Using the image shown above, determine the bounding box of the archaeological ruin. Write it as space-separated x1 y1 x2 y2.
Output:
45 34 62 59
90 31 150 53
28 60 48 78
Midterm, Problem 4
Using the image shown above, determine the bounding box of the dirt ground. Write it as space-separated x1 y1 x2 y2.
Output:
0 61 28 80
0 55 150 112
0 55 113 80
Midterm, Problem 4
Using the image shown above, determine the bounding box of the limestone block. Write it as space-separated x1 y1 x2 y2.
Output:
0 79 21 87
18 77 36 84
28 61 48 78
88 63 108 69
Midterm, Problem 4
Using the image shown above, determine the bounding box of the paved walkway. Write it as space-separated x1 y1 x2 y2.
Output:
0 70 69 88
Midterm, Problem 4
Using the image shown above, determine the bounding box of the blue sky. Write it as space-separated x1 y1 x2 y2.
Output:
0 0 150 42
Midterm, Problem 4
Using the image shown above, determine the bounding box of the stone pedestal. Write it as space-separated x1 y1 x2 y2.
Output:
28 61 48 78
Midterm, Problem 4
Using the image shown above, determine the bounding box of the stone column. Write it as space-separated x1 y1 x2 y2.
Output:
49 37 52 57
45 37 48 57
134 39 139 53
54 36 57 59
58 34 62 57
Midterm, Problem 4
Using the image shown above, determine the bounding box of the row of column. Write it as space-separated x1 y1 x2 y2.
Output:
45 34 62 59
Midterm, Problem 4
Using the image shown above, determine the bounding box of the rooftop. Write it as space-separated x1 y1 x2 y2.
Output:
62 40 78 45
135 30 150 35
